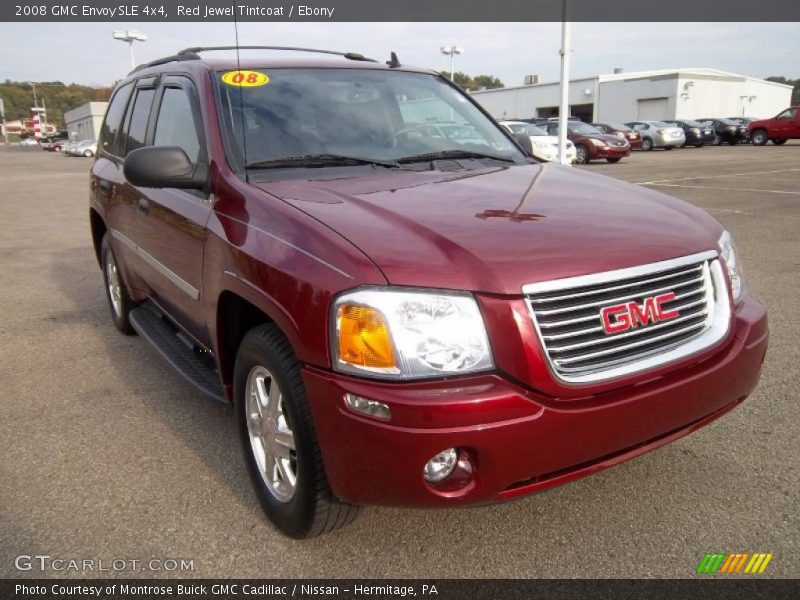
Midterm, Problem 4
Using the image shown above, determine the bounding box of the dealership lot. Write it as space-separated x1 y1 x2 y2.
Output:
0 144 797 578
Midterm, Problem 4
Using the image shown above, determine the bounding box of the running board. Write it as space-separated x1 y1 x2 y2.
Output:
129 303 227 404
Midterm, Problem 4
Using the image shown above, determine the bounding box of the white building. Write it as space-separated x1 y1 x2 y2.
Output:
64 102 108 141
471 68 793 123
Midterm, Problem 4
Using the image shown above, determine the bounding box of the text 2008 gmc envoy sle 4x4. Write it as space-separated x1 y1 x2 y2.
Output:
89 47 768 538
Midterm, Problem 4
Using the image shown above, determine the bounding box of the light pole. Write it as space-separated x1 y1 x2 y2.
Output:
557 1 572 165
113 30 148 69
440 45 463 82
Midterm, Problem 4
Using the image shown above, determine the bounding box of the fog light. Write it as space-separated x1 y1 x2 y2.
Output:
344 393 391 421
423 448 458 483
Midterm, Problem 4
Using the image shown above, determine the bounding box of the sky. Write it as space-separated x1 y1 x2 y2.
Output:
0 21 798 87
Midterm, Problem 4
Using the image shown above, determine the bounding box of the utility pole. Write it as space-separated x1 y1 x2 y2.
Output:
0 98 8 145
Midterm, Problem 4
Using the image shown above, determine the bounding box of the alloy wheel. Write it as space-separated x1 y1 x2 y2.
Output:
105 254 123 318
245 365 297 503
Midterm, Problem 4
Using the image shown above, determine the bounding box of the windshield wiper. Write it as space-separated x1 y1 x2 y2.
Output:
245 154 401 170
395 150 516 164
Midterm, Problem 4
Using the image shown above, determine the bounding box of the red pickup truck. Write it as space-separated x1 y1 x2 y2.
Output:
748 106 800 145
90 47 768 538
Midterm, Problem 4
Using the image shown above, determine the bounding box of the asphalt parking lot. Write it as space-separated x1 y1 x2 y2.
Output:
1 143 798 579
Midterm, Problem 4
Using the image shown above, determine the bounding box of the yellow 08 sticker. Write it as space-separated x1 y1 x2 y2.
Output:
221 70 269 87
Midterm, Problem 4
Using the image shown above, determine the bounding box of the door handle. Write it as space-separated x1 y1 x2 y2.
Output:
97 179 113 197
138 198 150 215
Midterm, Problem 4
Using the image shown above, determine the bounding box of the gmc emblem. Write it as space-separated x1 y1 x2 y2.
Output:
600 292 680 334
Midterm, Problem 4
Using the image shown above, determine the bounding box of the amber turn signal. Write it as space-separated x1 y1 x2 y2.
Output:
336 305 397 369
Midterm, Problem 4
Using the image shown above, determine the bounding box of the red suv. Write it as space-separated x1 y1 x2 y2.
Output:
90 47 768 538
748 106 800 145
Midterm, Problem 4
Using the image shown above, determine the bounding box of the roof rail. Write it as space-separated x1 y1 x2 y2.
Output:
129 52 201 75
177 46 378 63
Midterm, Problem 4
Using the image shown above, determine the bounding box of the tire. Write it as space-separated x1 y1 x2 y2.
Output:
606 157 622 163
751 129 768 146
728 139 738 146
695 143 704 148
664 146 674 151
234 324 359 538
773 139 787 145
83 149 93 157
575 144 590 164
100 233 135 335
641 137 654 151
712 135 722 146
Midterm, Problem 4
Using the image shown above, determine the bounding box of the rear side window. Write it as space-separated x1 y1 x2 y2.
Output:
99 83 132 156
123 88 156 155
154 86 201 163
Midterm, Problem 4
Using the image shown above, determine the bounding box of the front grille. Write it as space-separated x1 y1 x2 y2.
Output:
523 251 731 384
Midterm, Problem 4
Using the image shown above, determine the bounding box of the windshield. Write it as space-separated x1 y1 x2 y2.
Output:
567 122 602 135
717 118 738 125
682 120 704 127
215 68 522 168
610 124 631 132
649 121 672 128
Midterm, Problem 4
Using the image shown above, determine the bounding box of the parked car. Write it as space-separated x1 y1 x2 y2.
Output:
589 122 642 150
696 118 747 145
18 138 39 146
91 46 766 538
499 120 577 163
747 106 800 146
662 120 714 147
624 121 686 150
60 141 80 154
537 119 630 164
66 139 97 157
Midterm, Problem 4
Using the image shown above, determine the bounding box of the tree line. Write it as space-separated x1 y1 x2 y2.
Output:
0 80 113 131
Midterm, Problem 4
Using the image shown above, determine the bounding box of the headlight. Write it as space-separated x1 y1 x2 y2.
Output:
588 138 606 147
331 288 494 379
718 230 744 302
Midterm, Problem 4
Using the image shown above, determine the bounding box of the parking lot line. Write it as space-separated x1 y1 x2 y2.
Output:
636 168 800 186
643 183 800 195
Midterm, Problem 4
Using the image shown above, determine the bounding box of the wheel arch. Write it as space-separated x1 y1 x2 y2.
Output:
215 288 300 403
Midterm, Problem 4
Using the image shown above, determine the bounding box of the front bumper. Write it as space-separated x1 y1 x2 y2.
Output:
304 296 767 507
590 145 630 159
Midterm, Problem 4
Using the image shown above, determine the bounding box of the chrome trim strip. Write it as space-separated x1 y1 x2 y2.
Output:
216 213 353 280
523 254 731 385
110 228 200 301
521 250 718 295
528 264 703 303
532 275 704 315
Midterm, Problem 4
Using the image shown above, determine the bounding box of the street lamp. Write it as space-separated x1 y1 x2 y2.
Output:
440 45 463 81
113 30 148 69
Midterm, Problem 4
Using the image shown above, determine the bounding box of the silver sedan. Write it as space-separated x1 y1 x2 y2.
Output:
624 121 686 151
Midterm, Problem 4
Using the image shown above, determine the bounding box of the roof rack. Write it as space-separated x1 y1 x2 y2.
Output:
178 46 378 62
129 52 201 74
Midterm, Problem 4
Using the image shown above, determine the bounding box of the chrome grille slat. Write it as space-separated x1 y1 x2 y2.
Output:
547 311 708 352
540 298 709 340
529 264 703 304
523 251 731 384
533 275 705 316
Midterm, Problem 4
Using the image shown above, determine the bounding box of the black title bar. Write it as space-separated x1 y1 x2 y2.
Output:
3 0 800 22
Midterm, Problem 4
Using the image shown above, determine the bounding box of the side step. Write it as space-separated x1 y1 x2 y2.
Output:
129 303 227 404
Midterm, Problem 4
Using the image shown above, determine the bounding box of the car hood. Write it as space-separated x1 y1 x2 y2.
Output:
253 164 722 295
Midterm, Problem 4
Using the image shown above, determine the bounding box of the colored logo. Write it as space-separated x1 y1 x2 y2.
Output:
696 552 774 574
600 292 680 334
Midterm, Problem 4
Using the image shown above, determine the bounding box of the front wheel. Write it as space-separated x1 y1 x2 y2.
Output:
712 135 722 146
606 157 622 163
664 146 674 151
83 149 94 157
235 324 359 538
751 129 768 146
641 137 654 151
695 143 704 148
101 233 136 334
575 144 590 164
773 139 787 145
728 139 738 146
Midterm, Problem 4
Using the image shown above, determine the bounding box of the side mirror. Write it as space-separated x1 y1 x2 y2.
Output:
512 132 534 156
123 146 206 190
